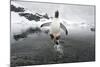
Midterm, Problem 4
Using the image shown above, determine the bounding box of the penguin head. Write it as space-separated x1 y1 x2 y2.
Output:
55 10 59 18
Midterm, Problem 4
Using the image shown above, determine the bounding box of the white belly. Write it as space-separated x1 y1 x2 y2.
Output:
50 19 60 34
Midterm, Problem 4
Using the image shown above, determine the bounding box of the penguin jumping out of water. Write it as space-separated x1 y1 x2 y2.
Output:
41 10 68 57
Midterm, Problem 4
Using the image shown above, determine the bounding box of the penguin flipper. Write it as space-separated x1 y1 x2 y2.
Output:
60 23 68 35
40 22 51 27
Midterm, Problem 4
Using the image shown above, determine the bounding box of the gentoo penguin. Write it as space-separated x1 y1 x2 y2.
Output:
41 10 68 57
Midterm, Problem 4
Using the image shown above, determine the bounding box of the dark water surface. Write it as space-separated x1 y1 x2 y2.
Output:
11 27 95 67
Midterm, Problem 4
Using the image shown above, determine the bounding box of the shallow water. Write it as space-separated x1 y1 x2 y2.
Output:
11 25 95 66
